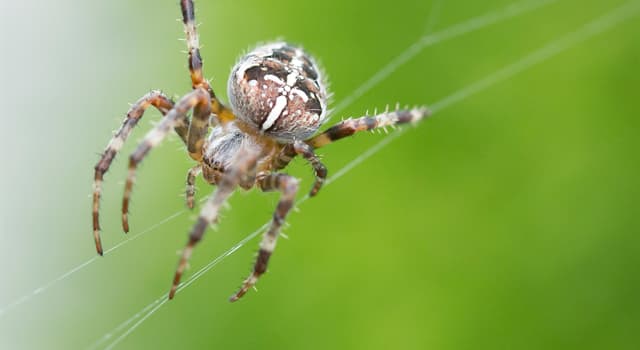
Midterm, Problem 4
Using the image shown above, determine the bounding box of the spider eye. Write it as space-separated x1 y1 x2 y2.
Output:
212 162 224 172
227 42 329 143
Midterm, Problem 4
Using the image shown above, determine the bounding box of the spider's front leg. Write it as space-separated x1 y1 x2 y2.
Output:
122 88 211 233
170 148 261 299
293 140 327 197
185 164 202 209
93 91 188 255
230 173 300 302
307 106 431 149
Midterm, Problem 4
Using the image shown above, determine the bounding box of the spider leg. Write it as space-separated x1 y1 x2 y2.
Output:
180 0 235 124
186 93 211 162
307 106 431 149
180 0 205 91
185 164 202 209
230 173 300 302
122 88 211 233
273 145 297 171
293 140 327 197
169 148 261 299
93 91 185 256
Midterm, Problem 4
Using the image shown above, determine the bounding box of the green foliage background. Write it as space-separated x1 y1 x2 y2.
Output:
1 0 639 349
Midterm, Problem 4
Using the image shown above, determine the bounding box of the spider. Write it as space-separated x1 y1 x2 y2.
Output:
92 0 430 302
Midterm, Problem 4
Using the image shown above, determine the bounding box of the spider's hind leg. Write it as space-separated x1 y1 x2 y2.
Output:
307 106 430 149
170 148 261 299
230 173 300 302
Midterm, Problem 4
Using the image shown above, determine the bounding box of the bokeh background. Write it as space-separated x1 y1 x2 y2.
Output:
1 0 639 349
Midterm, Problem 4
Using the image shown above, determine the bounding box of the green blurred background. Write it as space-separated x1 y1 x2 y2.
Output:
1 0 639 349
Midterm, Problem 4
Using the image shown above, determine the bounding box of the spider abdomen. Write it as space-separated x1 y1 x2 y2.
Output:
228 42 328 143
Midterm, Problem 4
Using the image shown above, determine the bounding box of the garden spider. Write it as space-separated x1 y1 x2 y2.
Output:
92 0 430 302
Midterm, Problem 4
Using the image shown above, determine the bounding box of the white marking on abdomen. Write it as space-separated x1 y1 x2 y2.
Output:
235 61 259 83
291 56 304 69
286 72 297 86
265 74 285 85
290 88 309 102
262 95 288 130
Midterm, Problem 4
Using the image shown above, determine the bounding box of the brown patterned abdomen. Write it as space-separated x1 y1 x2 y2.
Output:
227 42 328 143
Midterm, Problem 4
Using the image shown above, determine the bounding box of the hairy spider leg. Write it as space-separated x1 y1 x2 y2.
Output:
293 140 327 197
180 0 235 124
185 164 203 209
230 173 300 302
180 0 205 91
93 91 183 256
186 95 211 161
272 107 430 199
170 148 261 299
308 107 431 149
122 88 211 233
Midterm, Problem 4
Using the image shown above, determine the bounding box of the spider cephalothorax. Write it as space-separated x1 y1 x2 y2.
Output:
92 0 430 302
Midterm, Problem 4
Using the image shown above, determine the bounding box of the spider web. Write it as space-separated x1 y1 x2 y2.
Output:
90 0 640 348
0 0 558 320
0 0 636 347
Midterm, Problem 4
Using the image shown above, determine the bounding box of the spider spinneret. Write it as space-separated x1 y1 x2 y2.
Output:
91 0 430 303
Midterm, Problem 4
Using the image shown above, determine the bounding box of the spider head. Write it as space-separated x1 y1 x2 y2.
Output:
228 42 328 143
203 124 266 187
202 125 242 182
